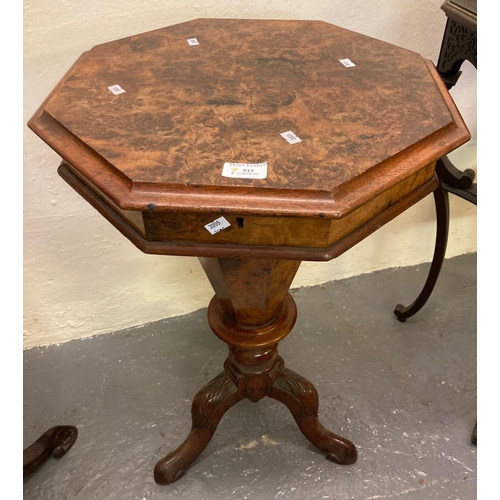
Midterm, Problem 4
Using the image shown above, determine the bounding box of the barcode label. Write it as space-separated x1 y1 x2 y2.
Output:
204 216 231 235
280 131 302 144
339 58 355 67
108 85 126 95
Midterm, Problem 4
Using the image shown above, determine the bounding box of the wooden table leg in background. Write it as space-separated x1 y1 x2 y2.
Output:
394 180 450 322
153 258 357 485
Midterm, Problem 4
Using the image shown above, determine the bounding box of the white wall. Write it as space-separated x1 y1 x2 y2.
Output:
23 0 477 349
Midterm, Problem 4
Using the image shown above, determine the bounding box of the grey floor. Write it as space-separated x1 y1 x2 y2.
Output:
23 253 477 500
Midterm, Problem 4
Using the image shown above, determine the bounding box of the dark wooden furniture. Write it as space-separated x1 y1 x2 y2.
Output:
28 18 470 484
23 426 78 479
437 0 477 88
394 0 477 322
392 0 477 445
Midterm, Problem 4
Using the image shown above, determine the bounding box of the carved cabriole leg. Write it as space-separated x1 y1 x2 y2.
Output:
154 371 243 485
268 367 357 464
154 257 357 485
394 182 450 322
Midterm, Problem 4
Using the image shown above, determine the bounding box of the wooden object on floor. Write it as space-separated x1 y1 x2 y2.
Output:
23 426 78 480
28 18 470 484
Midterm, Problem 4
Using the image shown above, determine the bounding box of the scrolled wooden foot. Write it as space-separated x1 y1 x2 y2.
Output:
267 367 357 465
23 425 78 479
154 370 243 485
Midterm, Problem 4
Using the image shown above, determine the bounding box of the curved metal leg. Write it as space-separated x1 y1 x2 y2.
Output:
23 425 78 479
394 183 449 322
154 370 243 485
267 367 357 465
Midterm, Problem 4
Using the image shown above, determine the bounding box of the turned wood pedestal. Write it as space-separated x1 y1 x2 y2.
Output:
28 18 470 484
155 258 357 484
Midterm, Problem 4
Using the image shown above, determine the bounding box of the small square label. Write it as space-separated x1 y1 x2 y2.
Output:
107 84 126 95
280 131 302 144
222 162 268 179
187 38 199 46
339 58 356 67
204 216 231 235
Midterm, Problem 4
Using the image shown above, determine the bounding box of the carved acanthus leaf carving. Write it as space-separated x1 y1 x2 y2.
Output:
273 368 318 418
191 371 239 429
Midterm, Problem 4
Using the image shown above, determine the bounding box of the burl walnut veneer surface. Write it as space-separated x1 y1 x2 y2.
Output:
29 18 469 222
29 19 470 258
45 20 447 188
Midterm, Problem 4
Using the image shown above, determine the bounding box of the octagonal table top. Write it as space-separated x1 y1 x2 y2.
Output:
29 18 469 221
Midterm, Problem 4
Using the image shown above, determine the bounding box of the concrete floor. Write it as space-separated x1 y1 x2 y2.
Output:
23 253 477 500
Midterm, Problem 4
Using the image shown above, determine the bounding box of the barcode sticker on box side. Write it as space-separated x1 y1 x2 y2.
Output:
108 85 126 95
187 38 199 46
280 131 302 144
204 216 231 235
339 58 355 67
222 162 268 179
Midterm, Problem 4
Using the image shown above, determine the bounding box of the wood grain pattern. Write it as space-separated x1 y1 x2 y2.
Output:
57 161 438 261
142 160 436 248
29 19 470 219
200 258 300 326
43 19 449 190
58 155 435 253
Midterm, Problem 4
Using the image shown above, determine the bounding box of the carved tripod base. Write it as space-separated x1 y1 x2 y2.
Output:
154 258 357 485
154 360 357 485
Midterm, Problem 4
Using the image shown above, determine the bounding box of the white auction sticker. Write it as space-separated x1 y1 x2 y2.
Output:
339 58 356 67
204 216 231 235
108 84 126 95
186 38 199 46
222 162 268 179
280 131 302 144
